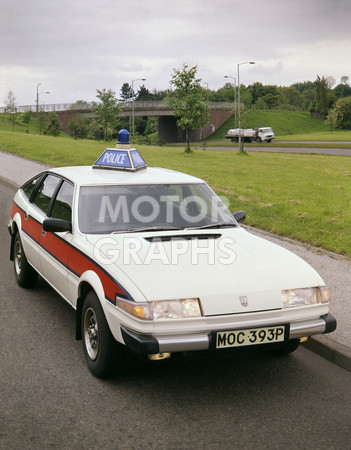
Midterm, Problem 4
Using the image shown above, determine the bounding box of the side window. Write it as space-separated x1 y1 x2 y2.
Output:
51 181 74 222
33 174 61 214
22 174 43 201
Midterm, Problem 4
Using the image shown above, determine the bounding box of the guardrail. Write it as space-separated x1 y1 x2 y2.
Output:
0 101 235 114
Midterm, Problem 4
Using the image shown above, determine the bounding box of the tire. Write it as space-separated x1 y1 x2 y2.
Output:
257 137 262 143
272 339 300 356
81 291 118 378
13 232 38 288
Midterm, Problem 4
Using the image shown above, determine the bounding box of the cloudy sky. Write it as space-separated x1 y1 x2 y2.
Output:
1 0 350 107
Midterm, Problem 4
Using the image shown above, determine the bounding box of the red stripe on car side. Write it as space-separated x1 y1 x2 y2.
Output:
11 201 130 303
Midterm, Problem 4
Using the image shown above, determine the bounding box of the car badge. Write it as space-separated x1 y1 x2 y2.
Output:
239 296 248 307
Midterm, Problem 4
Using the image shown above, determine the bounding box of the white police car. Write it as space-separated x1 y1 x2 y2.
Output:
8 130 336 377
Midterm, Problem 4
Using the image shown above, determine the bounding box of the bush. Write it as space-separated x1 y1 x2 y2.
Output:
68 117 89 139
327 97 351 129
45 112 61 136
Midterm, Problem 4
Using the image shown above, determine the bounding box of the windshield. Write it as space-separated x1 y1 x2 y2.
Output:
78 183 235 234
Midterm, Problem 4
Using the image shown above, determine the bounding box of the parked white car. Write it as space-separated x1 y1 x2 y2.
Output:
8 130 336 377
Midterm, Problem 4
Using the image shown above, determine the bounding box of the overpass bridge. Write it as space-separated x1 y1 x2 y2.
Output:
0 101 234 142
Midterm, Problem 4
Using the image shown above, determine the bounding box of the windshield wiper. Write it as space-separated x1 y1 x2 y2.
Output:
112 226 182 234
185 222 237 230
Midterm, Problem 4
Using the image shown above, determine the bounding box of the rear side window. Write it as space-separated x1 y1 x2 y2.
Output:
50 181 74 222
22 175 43 201
33 174 61 214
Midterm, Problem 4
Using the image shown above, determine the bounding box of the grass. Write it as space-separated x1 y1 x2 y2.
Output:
278 131 351 141
189 140 351 149
0 129 351 257
207 109 344 141
0 113 69 137
0 130 108 166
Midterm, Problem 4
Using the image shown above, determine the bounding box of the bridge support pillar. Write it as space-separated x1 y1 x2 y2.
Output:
158 109 233 143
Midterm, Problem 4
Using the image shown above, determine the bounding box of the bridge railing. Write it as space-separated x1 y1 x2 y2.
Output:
0 100 235 114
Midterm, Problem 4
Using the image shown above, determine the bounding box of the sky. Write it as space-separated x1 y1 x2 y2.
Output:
1 0 350 107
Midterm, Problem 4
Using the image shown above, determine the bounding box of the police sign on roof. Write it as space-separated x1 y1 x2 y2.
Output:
93 129 147 172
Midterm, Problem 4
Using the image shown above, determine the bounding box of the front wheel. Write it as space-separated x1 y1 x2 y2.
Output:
13 232 38 288
82 291 119 378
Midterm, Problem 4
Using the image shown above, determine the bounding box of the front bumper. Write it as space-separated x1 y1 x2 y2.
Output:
121 313 337 356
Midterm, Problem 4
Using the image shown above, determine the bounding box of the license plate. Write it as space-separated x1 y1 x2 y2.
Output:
216 325 286 349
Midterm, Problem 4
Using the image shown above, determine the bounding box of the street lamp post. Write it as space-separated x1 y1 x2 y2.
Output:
131 78 146 144
36 83 50 113
224 75 237 128
237 61 255 150
36 83 41 113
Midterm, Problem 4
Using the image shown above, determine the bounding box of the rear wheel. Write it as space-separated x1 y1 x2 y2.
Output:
82 291 119 378
13 232 38 288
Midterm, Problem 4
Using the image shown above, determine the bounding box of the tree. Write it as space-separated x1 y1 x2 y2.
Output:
291 81 315 94
334 83 351 99
327 97 351 129
92 89 123 140
120 83 133 102
151 88 167 100
280 87 303 109
238 85 252 106
5 91 17 131
248 82 266 104
341 76 349 85
325 76 336 89
166 64 210 153
22 110 33 133
136 85 154 101
70 100 90 110
5 90 16 112
261 93 279 109
314 75 330 115
45 112 61 136
209 83 235 102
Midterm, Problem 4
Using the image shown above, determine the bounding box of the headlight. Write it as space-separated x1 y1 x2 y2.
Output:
116 297 202 320
281 286 330 308
150 298 202 319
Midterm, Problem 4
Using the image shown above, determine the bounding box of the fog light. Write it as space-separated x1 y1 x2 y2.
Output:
299 337 309 343
148 352 171 361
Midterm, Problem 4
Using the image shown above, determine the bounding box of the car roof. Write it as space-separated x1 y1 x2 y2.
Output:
48 166 204 186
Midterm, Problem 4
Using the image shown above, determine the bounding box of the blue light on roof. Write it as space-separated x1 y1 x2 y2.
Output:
117 129 130 145
93 130 147 172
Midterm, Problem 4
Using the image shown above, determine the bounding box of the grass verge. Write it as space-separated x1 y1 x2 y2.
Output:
1 130 350 257
207 110 333 141
189 141 351 149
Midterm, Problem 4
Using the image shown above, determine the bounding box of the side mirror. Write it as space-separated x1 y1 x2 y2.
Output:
43 218 72 233
233 210 246 224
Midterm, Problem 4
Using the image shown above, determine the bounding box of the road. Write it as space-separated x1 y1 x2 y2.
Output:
1 181 351 449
